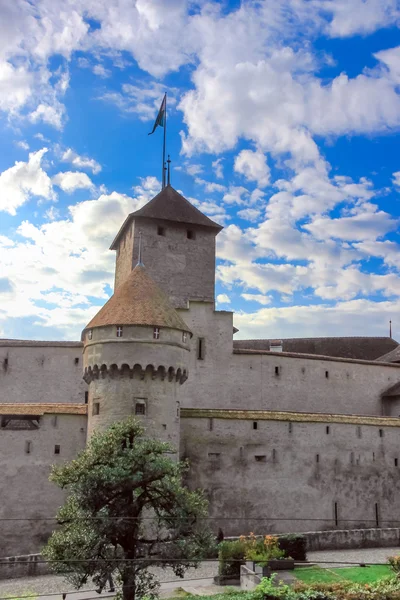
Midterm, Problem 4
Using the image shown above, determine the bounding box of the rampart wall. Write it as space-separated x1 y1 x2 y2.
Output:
181 411 400 536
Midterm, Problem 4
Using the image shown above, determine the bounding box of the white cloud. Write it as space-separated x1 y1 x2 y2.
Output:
0 148 55 216
61 148 102 174
305 206 398 241
101 81 178 120
195 178 226 193
52 171 94 193
237 208 261 222
15 140 29 151
92 64 111 78
241 293 272 305
212 158 224 179
29 101 65 130
234 149 271 187
319 0 400 38
223 186 249 205
0 183 155 338
393 171 400 187
216 294 231 304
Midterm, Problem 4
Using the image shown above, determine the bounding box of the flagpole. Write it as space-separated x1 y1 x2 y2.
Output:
162 93 167 189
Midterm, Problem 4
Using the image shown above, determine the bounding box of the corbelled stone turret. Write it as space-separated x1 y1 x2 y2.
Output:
82 264 191 452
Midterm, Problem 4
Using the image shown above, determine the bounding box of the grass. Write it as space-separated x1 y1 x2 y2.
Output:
294 565 392 584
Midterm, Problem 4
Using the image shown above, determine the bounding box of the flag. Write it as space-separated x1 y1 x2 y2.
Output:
148 94 166 135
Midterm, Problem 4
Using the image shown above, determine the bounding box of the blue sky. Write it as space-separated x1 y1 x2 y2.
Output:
1 0 400 341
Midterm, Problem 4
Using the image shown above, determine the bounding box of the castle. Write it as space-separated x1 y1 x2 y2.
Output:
2 184 400 557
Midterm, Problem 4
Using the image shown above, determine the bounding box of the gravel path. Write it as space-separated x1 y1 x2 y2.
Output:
308 547 400 568
0 561 220 600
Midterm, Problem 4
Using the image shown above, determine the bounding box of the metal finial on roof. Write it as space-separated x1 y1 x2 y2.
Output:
390 320 392 338
137 230 144 266
167 155 171 186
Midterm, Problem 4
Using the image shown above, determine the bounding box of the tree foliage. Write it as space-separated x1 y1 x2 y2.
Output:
43 418 211 600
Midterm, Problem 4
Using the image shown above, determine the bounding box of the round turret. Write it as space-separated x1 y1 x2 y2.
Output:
82 265 191 453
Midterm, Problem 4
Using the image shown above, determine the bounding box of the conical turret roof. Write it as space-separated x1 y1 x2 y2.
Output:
84 265 191 334
110 185 222 250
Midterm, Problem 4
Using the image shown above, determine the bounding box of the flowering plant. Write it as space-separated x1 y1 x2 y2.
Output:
240 533 285 566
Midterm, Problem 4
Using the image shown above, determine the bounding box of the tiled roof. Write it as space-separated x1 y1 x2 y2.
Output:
233 337 398 361
376 345 400 363
0 339 82 347
84 265 191 333
181 408 400 427
110 185 222 250
0 404 87 415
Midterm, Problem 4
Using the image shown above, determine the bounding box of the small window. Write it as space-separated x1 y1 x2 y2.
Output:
25 441 31 454
357 426 362 438
52 415 58 428
153 327 160 340
157 226 165 236
373 452 375 461
255 455 266 462
116 326 123 338
208 452 220 459
4 357 8 368
84 391 89 404
334 502 338 527
316 454 320 463
253 421 258 430
74 357 79 365
379 429 384 438
135 402 146 416
275 366 280 376
208 418 213 431
162 424 167 430
176 401 180 418
87 330 93 340
93 402 100 416
288 422 292 433
395 458 398 467
182 332 188 343
375 502 380 527
326 426 330 434
187 230 196 240
54 445 60 455
325 370 329 379
197 337 205 360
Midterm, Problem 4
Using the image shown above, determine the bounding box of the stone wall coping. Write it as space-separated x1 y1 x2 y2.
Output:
0 340 82 348
0 403 88 416
181 408 400 427
233 348 400 368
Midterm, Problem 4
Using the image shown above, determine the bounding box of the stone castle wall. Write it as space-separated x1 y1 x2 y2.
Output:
0 412 87 557
0 342 87 405
181 412 400 536
178 303 400 415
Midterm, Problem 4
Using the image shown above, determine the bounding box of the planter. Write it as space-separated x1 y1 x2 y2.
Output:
248 558 295 576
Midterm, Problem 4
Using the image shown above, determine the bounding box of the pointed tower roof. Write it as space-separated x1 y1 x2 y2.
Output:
110 185 222 250
84 265 191 334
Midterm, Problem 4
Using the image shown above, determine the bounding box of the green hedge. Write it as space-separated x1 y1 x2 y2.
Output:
218 539 245 578
278 534 307 561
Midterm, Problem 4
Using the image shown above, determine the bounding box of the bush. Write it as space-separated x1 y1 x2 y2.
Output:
389 555 400 575
218 539 245 579
278 534 307 562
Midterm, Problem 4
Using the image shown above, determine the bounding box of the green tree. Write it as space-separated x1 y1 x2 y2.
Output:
43 418 211 600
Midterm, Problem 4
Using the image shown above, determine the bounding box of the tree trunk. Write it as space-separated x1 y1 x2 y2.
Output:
122 574 136 600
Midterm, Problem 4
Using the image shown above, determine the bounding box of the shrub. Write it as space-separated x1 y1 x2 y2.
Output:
243 534 285 565
278 534 307 562
389 555 400 575
218 539 245 579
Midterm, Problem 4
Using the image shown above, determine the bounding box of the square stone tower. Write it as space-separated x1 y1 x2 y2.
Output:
110 185 223 308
